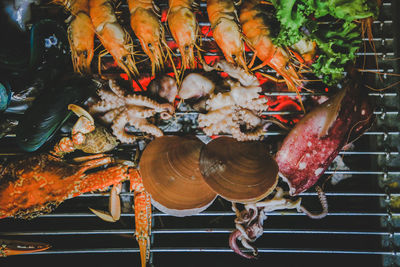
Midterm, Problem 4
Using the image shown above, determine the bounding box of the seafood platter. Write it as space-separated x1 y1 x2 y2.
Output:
0 0 399 266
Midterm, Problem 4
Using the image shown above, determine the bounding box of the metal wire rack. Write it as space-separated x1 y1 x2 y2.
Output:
0 0 399 266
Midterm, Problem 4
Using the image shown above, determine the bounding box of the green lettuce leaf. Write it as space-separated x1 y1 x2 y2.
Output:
271 0 379 85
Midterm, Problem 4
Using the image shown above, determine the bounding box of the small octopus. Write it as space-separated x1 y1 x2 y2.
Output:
89 79 175 144
179 60 269 141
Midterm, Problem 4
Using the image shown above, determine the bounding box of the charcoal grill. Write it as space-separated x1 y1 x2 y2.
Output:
0 0 399 266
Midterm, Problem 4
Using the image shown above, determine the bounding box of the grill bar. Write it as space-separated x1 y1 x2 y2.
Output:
0 229 397 236
33 211 400 218
1 150 398 156
2 108 399 118
75 192 400 197
2 131 399 140
13 248 397 256
126 49 397 59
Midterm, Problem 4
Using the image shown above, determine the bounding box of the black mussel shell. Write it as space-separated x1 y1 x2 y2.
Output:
15 75 98 152
0 18 70 77
0 80 11 111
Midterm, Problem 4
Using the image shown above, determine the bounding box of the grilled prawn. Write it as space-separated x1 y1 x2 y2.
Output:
207 0 247 71
239 0 301 91
89 0 138 77
167 0 200 70
54 0 95 74
128 0 167 76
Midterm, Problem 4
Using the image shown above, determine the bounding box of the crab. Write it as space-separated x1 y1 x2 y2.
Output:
0 153 151 267
52 104 118 156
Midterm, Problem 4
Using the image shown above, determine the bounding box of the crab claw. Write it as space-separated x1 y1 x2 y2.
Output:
68 104 94 125
89 183 122 222
0 239 51 257
229 229 256 259
68 104 95 135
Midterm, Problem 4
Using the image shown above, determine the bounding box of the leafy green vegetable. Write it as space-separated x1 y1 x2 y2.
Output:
310 0 379 21
312 21 363 84
270 0 379 85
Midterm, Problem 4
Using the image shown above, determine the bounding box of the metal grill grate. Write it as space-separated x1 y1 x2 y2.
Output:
0 0 399 266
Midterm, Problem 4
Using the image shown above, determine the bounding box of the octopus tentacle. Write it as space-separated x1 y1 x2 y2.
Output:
198 107 234 127
240 97 269 111
99 107 126 124
108 80 174 116
206 92 235 110
205 60 259 87
108 79 128 98
89 99 122 113
129 117 163 137
235 109 261 127
231 126 264 141
160 111 172 120
201 114 235 136
97 88 122 104
157 103 175 114
124 94 174 114
111 111 137 144
228 82 262 106
127 106 157 118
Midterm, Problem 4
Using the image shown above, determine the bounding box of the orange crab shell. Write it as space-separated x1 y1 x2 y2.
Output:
0 154 130 219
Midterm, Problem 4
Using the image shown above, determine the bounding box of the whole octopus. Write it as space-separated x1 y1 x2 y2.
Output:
89 79 175 144
179 60 269 141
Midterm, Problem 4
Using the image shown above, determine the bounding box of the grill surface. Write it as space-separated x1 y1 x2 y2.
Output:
0 0 399 266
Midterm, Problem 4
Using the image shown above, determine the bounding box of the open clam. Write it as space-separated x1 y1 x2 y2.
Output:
140 136 217 217
199 137 278 203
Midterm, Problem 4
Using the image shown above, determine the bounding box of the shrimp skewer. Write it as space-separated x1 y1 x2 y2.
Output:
89 0 138 77
128 0 167 76
167 0 200 72
239 0 302 92
54 0 95 74
207 0 247 71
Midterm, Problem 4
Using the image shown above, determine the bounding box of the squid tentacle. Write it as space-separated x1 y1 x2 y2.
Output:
229 229 256 259
298 186 328 219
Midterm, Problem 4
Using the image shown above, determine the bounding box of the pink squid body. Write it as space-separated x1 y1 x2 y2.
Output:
276 84 373 196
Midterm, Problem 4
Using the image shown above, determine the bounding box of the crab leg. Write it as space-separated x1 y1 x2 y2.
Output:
130 169 152 267
0 239 50 257
89 167 152 267
89 183 122 222
73 163 127 198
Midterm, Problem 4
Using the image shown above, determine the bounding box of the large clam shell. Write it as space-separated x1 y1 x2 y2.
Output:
199 137 278 203
140 136 217 216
